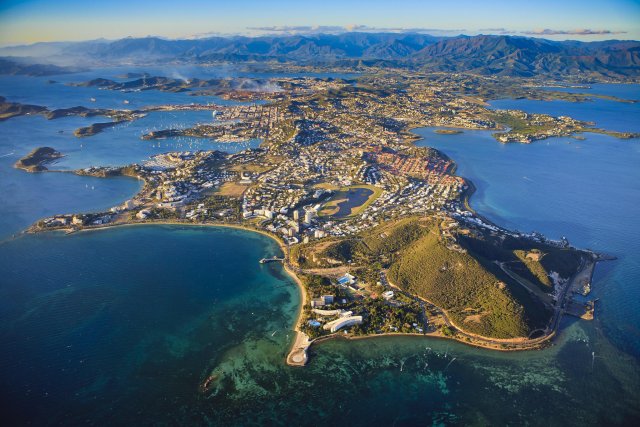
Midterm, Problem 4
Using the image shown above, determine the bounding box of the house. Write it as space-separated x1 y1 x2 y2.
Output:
136 209 152 219
337 273 356 287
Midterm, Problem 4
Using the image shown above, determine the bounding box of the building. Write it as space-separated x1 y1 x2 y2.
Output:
310 295 334 308
303 205 317 224
136 209 152 219
337 273 356 287
382 290 394 300
323 316 363 333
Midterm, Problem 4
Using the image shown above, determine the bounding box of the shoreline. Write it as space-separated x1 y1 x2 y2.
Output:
27 217 560 361
24 218 314 366
21 164 602 366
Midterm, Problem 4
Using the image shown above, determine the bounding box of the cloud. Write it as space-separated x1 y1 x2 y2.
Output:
520 28 627 36
246 25 465 35
247 25 346 34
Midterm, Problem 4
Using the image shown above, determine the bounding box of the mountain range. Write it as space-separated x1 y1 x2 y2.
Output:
1 33 639 80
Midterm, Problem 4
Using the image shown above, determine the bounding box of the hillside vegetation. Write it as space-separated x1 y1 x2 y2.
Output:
386 222 529 338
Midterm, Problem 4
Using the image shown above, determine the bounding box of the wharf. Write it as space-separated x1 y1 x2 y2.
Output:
260 256 285 264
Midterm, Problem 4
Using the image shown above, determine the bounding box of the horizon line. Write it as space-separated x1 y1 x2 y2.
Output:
1 30 638 49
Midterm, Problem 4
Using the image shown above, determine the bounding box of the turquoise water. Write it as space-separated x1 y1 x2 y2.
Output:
0 226 299 425
1 227 638 425
0 72 639 425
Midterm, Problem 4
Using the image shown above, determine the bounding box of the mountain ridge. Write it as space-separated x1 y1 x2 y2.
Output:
1 33 639 80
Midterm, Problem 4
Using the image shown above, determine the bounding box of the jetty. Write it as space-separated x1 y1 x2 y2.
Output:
259 256 285 264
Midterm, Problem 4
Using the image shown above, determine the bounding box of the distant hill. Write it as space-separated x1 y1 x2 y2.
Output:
411 35 640 78
0 58 84 76
1 33 639 80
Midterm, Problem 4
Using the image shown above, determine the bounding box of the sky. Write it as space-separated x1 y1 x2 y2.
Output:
0 0 639 46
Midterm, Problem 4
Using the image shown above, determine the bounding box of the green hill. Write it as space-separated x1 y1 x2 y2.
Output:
293 216 586 339
387 222 529 338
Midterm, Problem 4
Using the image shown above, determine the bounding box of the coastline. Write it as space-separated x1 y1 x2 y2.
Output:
310 330 548 352
19 119 610 364
20 155 602 366
307 251 601 354
30 217 557 360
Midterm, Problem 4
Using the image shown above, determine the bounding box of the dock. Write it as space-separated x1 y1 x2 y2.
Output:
259 256 285 264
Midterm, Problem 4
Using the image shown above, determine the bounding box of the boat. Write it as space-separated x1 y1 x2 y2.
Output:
90 97 96 102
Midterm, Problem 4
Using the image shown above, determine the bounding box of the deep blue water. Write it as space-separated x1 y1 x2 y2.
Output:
415 127 640 359
0 71 638 425
0 71 262 239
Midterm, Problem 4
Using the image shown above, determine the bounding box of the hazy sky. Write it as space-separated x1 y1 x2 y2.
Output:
1 0 639 45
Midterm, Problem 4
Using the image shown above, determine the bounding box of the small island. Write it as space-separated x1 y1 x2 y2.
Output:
14 147 63 172
74 120 126 137
0 96 47 121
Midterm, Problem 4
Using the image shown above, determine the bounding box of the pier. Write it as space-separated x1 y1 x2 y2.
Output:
259 256 285 264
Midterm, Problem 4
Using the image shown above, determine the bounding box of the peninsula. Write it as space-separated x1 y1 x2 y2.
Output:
14 147 63 172
15 69 618 366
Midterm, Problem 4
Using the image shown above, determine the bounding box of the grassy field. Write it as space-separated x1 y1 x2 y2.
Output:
216 182 249 198
513 250 552 288
458 232 581 289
